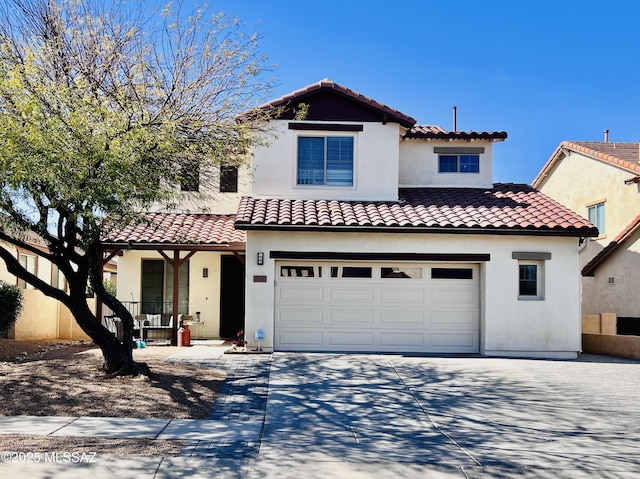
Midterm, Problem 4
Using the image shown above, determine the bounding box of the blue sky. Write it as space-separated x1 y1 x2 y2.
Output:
209 0 640 184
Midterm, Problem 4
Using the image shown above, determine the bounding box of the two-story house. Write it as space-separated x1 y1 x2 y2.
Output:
103 79 597 357
533 141 640 333
235 80 597 358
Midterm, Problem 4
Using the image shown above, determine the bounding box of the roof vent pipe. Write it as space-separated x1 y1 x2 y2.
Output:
453 106 457 133
604 129 609 142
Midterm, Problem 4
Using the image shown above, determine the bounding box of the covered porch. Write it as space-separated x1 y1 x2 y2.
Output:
99 213 246 345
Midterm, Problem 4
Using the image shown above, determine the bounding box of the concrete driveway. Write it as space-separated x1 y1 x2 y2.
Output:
258 353 640 478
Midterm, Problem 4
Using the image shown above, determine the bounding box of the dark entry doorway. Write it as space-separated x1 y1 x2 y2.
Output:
219 255 245 338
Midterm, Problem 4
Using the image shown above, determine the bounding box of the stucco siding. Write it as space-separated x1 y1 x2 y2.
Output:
244 230 581 357
251 120 400 201
399 139 494 188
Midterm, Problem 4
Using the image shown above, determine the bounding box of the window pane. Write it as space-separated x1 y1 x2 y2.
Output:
588 203 605 234
220 166 238 193
519 264 538 296
381 267 423 279
439 155 458 172
297 137 325 185
459 155 479 173
326 137 353 186
341 267 372 278
280 266 319 278
180 159 200 192
431 268 473 279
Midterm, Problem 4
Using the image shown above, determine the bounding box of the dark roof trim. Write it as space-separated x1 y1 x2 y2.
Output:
434 146 485 154
238 223 591 237
289 122 363 132
99 242 246 252
270 251 491 262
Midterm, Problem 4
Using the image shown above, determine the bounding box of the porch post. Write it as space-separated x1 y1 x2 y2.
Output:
172 249 180 345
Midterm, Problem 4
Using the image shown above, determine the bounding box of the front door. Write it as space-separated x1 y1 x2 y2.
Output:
219 255 245 338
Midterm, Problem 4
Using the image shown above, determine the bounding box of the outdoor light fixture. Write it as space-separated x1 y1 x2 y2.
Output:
257 252 264 265
202 267 209 278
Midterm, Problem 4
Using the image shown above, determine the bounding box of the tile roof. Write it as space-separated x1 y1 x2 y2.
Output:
582 215 640 276
235 184 598 237
533 141 640 187
406 125 508 141
101 214 246 249
248 79 417 128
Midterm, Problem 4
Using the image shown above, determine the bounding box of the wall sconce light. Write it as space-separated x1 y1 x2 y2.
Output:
196 311 201 321
257 252 264 265
202 267 209 278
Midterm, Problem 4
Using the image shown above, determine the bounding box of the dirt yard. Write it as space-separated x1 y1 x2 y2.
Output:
0 339 226 456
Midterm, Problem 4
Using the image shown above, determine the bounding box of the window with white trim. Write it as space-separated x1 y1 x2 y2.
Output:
518 261 544 300
297 136 354 186
587 201 605 236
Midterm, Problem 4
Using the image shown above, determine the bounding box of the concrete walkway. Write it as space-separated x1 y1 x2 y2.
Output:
1 347 640 478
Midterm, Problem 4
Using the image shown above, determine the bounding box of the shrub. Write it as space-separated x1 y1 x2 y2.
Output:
0 280 23 334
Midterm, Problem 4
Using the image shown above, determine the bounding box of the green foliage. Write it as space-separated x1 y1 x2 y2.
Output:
103 279 117 297
0 280 23 334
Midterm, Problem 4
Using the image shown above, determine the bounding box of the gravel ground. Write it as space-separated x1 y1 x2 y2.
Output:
0 339 225 456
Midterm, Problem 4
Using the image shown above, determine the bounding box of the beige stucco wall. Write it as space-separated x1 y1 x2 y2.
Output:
399 139 494 189
251 120 401 201
244 230 582 358
116 249 228 338
537 150 640 318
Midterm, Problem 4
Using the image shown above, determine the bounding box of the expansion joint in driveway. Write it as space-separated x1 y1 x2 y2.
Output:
387 360 483 467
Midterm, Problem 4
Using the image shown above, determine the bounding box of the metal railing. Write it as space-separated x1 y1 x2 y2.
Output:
101 301 175 320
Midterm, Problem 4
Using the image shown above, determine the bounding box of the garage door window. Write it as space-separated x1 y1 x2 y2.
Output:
431 268 473 279
280 266 321 277
381 267 423 279
331 266 372 278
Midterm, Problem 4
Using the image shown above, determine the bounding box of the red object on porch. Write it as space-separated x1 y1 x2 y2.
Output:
177 325 191 347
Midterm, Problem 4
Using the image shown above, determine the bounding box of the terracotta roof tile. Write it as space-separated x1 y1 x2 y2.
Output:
236 184 598 237
407 125 508 141
533 141 640 187
102 214 246 247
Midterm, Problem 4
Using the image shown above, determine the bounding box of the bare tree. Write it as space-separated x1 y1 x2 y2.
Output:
0 0 276 375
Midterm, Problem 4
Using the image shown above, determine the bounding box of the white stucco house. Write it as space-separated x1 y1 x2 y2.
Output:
533 140 640 334
235 80 597 358
103 79 597 358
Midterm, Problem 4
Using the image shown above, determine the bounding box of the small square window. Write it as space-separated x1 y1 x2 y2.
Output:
438 154 479 173
518 261 544 300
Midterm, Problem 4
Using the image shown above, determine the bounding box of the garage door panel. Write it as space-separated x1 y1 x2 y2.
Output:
278 285 324 301
278 331 324 347
379 332 425 347
327 310 374 326
431 310 477 326
328 331 374 347
380 287 425 303
328 287 374 302
431 332 477 349
278 308 323 325
430 287 475 304
379 310 425 326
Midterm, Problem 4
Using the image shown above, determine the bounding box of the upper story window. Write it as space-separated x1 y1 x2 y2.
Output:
438 154 480 173
297 136 354 186
587 201 605 236
219 166 238 193
180 159 200 192
17 252 36 289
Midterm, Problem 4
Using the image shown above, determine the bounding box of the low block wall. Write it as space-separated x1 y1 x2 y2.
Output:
582 333 640 360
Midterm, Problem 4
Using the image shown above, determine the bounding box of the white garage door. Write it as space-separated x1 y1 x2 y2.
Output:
274 261 480 353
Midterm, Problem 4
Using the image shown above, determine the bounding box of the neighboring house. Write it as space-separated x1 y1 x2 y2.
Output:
532 141 640 331
235 80 597 358
0 234 106 340
103 79 598 357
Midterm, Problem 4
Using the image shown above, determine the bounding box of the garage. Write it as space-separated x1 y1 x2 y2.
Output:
274 261 480 353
